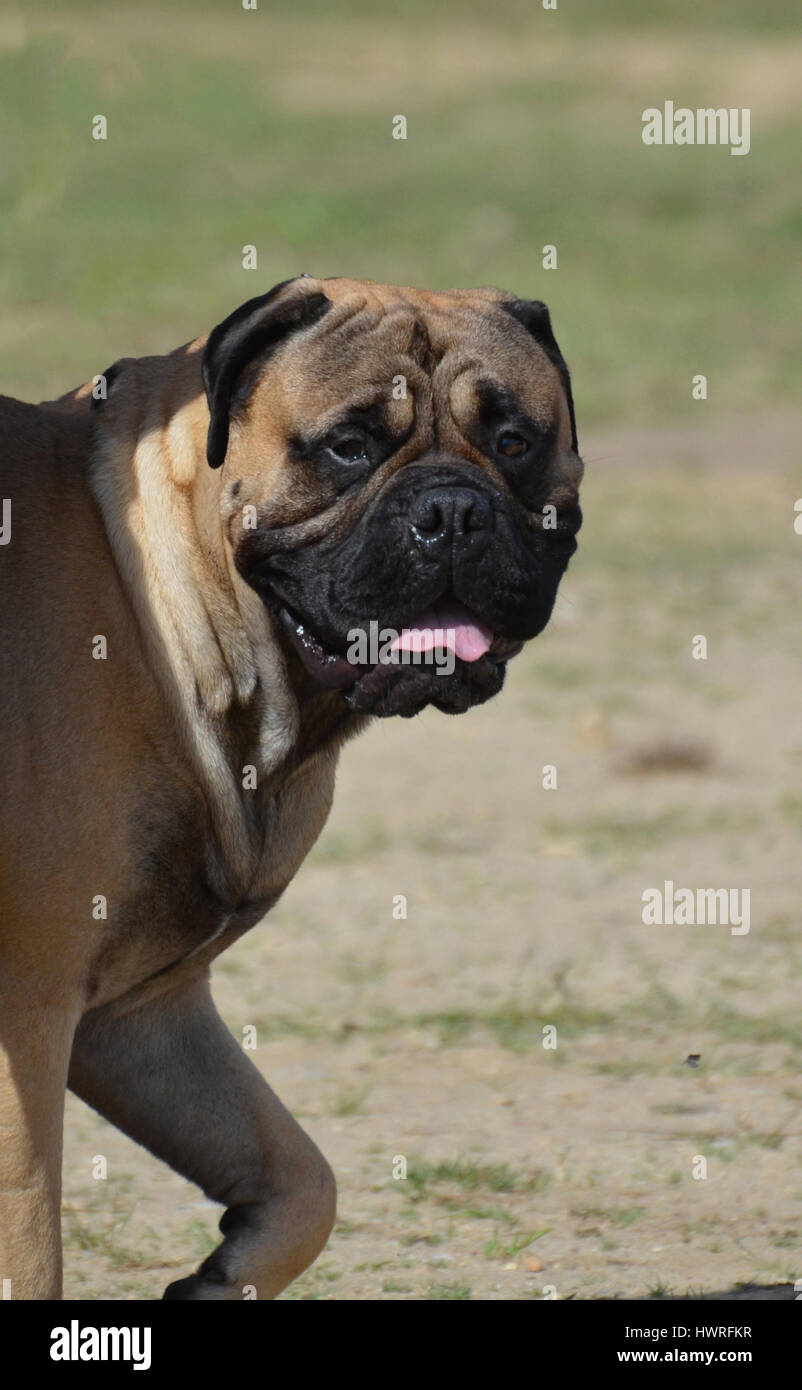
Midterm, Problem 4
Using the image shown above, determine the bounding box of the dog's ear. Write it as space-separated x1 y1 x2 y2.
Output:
502 298 578 454
202 280 332 468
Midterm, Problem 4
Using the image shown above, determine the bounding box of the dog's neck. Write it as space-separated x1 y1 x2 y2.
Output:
84 339 362 890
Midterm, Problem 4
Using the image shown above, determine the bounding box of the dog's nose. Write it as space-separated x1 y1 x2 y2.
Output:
409 487 493 550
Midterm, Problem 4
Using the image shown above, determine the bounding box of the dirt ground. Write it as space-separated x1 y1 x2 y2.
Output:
61 414 802 1300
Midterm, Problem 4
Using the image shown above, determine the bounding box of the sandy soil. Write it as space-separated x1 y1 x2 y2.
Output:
61 414 802 1300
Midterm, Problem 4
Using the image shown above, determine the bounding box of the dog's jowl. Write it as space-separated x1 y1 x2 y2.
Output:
0 277 582 1299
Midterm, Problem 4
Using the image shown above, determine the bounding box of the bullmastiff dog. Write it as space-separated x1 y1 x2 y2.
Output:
0 276 582 1299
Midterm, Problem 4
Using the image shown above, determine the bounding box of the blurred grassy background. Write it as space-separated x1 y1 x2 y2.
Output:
9 0 798 1300
0 0 799 424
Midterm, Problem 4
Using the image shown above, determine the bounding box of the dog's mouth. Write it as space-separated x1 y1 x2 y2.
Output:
274 597 522 700
275 604 359 690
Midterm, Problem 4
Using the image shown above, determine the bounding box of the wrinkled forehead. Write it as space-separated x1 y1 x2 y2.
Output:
264 284 565 435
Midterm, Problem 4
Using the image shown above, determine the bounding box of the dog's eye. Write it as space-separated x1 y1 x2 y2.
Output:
497 431 529 458
327 437 371 465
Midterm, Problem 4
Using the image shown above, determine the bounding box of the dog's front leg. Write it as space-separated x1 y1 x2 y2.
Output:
0 983 77 1299
68 975 336 1300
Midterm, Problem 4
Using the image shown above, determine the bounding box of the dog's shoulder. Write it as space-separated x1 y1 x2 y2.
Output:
0 388 90 472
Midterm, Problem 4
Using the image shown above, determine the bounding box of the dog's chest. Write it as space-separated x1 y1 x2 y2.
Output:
85 752 337 1008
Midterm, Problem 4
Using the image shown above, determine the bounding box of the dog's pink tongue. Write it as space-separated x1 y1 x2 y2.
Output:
390 601 493 663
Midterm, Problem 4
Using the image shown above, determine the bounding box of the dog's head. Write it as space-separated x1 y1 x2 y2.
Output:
203 276 582 718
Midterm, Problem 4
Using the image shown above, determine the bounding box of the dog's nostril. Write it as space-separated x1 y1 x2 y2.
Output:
411 495 446 537
455 495 487 534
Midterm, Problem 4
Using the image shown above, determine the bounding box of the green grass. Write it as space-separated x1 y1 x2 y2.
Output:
410 1001 617 1051
464 1206 516 1226
403 1159 547 1198
63 1201 215 1275
244 988 802 1059
573 1205 646 1229
483 1228 549 1260
426 1281 472 1300
0 2 798 428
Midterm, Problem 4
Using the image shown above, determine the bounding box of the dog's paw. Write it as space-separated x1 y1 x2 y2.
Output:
163 1267 230 1300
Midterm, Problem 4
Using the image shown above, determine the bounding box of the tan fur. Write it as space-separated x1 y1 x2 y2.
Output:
0 278 577 1299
